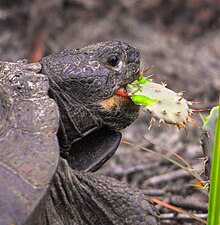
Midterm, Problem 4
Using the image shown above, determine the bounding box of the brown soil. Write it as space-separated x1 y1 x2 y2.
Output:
1 0 219 224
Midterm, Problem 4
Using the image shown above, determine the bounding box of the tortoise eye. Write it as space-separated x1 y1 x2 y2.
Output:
107 55 119 67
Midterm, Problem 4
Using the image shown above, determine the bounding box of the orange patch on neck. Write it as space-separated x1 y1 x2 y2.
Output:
99 97 116 109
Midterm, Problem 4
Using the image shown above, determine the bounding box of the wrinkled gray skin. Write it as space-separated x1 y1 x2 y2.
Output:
41 41 141 153
0 41 159 225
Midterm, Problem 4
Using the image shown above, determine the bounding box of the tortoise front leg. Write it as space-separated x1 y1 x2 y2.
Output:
42 158 160 225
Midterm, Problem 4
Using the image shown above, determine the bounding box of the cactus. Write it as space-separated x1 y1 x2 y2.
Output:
201 106 219 176
126 76 195 129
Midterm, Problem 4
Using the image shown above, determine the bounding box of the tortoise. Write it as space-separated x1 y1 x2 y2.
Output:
0 41 160 225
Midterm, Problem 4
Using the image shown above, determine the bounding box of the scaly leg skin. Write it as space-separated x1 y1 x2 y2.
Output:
43 158 160 225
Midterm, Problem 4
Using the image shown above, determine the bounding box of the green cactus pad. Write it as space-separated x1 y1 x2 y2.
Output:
126 77 192 128
201 106 219 176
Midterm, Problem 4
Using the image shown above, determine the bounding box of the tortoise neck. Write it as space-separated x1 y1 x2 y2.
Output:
48 88 100 153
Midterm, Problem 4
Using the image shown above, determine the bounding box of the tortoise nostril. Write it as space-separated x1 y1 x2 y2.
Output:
135 58 140 64
127 50 140 64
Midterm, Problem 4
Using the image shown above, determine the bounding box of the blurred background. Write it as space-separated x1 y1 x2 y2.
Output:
1 0 220 224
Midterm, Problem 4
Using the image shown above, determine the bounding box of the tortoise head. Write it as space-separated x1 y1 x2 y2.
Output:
41 41 140 153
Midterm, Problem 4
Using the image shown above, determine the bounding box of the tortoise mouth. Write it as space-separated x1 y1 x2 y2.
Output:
99 70 140 108
99 85 131 109
98 84 138 112
113 68 140 99
96 73 140 131
114 86 129 98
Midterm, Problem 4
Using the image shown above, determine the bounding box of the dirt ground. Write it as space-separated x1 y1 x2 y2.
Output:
1 0 220 224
